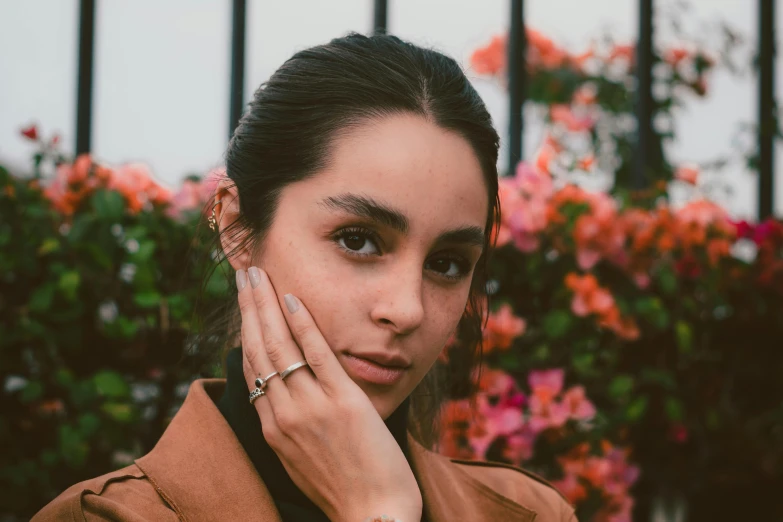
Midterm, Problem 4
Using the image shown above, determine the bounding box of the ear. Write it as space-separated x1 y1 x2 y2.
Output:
215 179 252 272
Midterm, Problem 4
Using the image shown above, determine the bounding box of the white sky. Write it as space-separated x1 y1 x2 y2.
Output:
0 0 780 218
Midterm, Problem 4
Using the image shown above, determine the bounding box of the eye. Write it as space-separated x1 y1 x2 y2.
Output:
425 255 472 281
333 227 381 257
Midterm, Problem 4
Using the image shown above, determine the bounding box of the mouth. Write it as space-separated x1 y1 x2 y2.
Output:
342 353 410 386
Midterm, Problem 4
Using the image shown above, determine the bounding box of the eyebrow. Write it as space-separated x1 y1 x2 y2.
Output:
318 193 485 248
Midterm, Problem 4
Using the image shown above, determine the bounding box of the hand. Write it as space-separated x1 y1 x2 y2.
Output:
236 266 423 522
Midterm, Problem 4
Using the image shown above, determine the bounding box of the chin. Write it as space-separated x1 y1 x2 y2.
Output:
359 385 404 420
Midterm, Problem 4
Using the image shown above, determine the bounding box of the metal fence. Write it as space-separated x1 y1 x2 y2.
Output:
72 0 777 217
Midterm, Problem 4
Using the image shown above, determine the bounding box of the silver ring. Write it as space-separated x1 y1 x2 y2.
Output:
248 387 265 404
280 361 309 380
255 372 279 389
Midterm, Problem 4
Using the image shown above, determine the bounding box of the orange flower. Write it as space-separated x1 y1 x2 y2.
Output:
482 304 526 353
675 164 699 185
550 104 595 132
664 46 690 66
470 35 506 75
576 155 595 171
608 44 635 63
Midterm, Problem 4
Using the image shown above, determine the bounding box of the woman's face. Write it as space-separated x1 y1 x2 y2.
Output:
250 114 488 419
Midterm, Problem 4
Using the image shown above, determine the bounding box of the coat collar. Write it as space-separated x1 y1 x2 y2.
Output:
136 379 536 522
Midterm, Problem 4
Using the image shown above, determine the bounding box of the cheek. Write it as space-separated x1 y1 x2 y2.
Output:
261 234 361 351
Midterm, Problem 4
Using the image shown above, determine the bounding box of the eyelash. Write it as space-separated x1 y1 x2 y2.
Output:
332 226 472 282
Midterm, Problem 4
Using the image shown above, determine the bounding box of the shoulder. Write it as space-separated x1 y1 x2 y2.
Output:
451 458 577 521
32 464 178 522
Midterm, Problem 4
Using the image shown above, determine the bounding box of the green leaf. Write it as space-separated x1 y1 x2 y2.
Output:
626 396 648 421
55 368 75 388
543 310 573 339
101 402 135 423
28 283 55 313
92 371 129 398
609 375 635 399
92 189 125 220
572 353 595 375
675 320 693 354
20 380 44 403
133 291 161 308
499 352 522 370
37 237 60 255
665 396 684 421
57 271 81 301
134 240 156 262
78 413 101 437
58 425 89 467
656 266 678 295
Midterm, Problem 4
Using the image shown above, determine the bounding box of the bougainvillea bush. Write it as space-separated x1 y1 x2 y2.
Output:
435 21 782 522
0 132 228 519
437 160 783 521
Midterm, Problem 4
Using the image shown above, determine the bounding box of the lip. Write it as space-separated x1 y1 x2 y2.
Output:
347 351 412 369
342 353 409 385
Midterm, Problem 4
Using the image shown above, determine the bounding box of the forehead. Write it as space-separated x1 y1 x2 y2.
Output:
306 114 489 231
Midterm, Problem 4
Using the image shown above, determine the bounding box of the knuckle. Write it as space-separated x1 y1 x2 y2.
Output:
264 338 286 363
261 422 281 447
238 298 256 315
274 410 298 433
304 350 326 369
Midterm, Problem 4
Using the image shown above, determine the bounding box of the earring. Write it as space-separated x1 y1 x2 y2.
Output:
208 199 220 231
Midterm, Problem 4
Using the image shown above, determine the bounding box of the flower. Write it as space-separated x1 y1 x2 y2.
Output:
470 35 506 75
563 385 597 421
528 369 569 433
20 124 39 141
550 104 595 132
675 164 699 185
483 304 527 353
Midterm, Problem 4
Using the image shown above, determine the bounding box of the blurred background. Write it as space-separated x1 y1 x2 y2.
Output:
1 1 782 521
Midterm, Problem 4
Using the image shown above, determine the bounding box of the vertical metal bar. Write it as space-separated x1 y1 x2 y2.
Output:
758 0 775 221
507 0 525 174
373 0 388 35
633 0 654 190
229 0 247 140
75 0 96 155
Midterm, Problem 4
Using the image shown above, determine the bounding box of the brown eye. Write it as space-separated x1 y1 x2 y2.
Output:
343 234 366 251
334 227 380 256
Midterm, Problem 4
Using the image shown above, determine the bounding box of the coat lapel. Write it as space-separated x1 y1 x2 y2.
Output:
137 379 536 522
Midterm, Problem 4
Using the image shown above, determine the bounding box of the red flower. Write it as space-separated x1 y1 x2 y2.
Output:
21 124 39 141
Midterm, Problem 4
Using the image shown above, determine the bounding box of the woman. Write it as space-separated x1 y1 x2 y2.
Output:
34 33 575 521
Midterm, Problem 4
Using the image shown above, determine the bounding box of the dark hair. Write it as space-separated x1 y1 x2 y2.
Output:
196 32 500 447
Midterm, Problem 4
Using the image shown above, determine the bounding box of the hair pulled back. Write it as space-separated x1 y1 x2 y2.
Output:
198 32 500 446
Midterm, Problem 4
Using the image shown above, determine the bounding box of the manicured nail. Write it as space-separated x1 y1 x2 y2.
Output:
236 269 247 291
284 294 299 314
248 266 262 289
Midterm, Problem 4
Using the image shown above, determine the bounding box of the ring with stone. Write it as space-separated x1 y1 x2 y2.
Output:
255 371 279 390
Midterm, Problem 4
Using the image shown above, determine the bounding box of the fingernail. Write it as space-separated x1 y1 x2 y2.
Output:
284 294 299 314
248 266 262 289
236 269 247 291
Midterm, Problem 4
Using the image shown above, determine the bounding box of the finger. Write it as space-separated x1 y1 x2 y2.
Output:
248 266 316 391
280 292 352 396
236 268 291 410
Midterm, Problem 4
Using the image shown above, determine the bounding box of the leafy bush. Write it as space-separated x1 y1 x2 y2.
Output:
0 137 227 518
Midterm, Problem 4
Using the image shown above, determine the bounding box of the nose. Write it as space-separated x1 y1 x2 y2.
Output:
369 261 425 335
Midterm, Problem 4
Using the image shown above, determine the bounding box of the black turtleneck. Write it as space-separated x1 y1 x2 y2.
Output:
217 347 413 522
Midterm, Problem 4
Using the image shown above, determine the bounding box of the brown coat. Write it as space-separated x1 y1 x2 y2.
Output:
33 379 576 521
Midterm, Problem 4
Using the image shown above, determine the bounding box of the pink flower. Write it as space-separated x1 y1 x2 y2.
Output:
528 368 564 399
550 104 595 132
503 428 536 463
562 386 597 421
527 369 569 433
482 304 526 353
